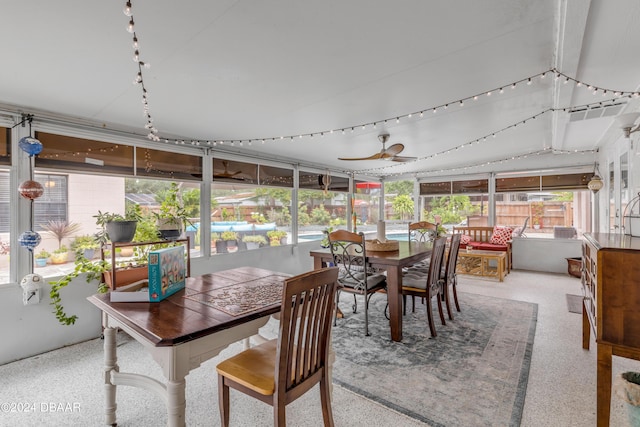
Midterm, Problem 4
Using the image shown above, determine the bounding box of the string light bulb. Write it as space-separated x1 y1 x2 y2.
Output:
123 1 133 16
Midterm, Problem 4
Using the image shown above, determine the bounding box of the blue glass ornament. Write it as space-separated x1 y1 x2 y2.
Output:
18 136 43 156
18 231 41 252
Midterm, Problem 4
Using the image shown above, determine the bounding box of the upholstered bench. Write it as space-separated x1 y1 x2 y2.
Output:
451 226 512 272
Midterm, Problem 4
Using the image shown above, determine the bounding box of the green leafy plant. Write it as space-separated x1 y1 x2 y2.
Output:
320 226 334 248
242 235 267 245
153 182 192 228
221 231 238 241
35 249 50 259
94 209 142 245
49 255 110 325
53 245 69 255
70 235 99 255
251 212 267 224
267 230 287 245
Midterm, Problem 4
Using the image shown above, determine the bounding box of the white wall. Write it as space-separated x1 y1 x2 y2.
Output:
0 241 320 365
512 237 583 273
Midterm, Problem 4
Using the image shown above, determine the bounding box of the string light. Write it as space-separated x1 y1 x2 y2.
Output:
354 101 611 175
122 0 159 141
199 68 635 148
110 31 640 156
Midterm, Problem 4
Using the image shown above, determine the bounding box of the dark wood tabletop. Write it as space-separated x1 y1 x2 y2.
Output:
88 267 288 347
310 241 432 342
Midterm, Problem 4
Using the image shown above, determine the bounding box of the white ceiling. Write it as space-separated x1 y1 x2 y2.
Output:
2 0 640 179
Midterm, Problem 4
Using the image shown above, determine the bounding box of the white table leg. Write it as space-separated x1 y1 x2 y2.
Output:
166 379 186 427
103 327 118 426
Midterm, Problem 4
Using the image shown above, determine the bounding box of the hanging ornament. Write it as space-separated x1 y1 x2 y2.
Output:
18 136 43 157
18 231 41 252
18 180 44 200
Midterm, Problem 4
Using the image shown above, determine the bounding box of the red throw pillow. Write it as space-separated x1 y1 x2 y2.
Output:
490 226 513 245
459 234 472 245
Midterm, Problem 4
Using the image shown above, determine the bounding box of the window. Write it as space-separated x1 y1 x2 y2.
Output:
419 179 488 229
0 127 9 166
0 169 9 284
495 172 591 237
33 174 68 229
25 132 204 278
297 171 349 242
211 158 293 253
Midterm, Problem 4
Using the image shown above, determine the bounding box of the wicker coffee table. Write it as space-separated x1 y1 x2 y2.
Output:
457 249 507 281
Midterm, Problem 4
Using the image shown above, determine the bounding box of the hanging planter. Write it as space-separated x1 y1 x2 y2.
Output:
106 220 137 243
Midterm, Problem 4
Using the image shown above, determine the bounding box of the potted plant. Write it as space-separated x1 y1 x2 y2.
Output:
154 182 192 240
35 249 50 267
94 208 141 244
50 245 70 264
42 220 81 252
212 232 227 254
70 235 99 260
531 202 544 230
243 234 267 250
221 230 239 252
267 230 287 246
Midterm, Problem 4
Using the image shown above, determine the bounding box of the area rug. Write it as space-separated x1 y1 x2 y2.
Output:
331 292 537 427
565 294 583 314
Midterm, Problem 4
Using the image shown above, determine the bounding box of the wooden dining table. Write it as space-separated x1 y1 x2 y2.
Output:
87 266 291 427
309 241 433 342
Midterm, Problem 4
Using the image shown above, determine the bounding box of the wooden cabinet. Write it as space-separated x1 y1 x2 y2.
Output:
101 238 190 291
582 233 640 427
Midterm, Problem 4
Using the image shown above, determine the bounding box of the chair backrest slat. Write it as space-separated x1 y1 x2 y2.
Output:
444 233 461 282
276 267 338 393
428 237 447 289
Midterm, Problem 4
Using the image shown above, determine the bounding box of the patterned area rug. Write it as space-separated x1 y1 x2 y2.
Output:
331 292 537 427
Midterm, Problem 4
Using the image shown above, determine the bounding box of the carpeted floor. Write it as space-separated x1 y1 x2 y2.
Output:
331 291 537 427
565 294 583 314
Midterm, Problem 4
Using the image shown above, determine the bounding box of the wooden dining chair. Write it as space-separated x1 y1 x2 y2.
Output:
442 233 462 319
215 267 339 427
326 229 387 336
401 237 447 337
408 221 438 243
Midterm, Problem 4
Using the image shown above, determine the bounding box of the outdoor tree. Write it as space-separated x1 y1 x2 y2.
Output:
391 194 414 220
426 195 479 224
384 180 413 196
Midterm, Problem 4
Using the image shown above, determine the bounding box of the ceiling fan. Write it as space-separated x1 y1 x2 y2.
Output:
338 133 417 162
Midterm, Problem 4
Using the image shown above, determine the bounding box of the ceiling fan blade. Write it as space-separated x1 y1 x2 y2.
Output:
391 155 417 162
384 143 405 156
338 152 385 161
